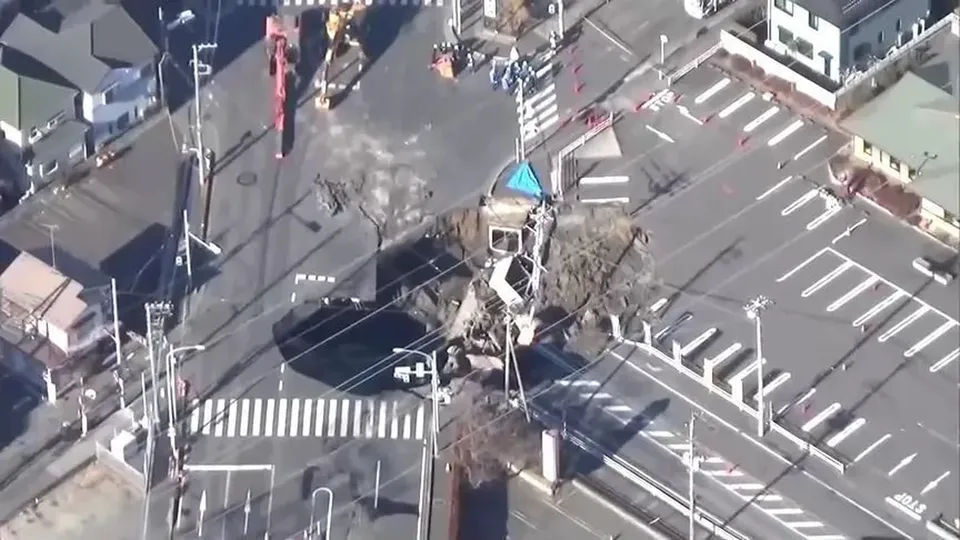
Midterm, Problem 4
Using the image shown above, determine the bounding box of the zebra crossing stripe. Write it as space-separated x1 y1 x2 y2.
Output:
264 399 276 437
353 400 363 437
239 400 250 437
302 399 313 437
402 413 412 439
327 399 338 437
214 399 226 437
378 401 388 438
289 399 300 437
340 399 351 437
190 399 201 434
202 400 214 435
252 399 262 436
365 400 375 438
390 402 400 439
277 398 288 437
414 403 425 440
315 399 325 436
227 400 239 438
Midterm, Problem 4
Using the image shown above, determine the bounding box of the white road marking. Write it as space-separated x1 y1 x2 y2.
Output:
931 348 960 372
646 430 675 438
887 453 917 476
743 106 779 132
645 125 675 143
853 291 903 326
826 418 866 447
921 471 951 495
768 508 804 515
728 358 765 385
853 433 891 463
756 176 793 201
581 197 631 204
805 535 846 540
604 404 632 412
377 401 388 438
583 392 612 400
781 188 819 216
390 401 400 439
752 372 791 401
702 456 725 464
276 398 288 437
831 217 868 244
289 399 300 437
793 134 827 161
414 403 425 439
353 400 363 437
214 399 226 437
729 483 764 490
777 388 816 416
190 399 201 434
366 400 376 438
801 402 840 432
402 411 412 439
650 297 669 314
826 276 880 312
677 105 704 125
878 306 929 343
340 399 351 437
694 78 730 104
315 399 325 437
579 176 629 185
667 443 692 451
885 496 922 521
327 399 338 437
776 247 830 283
718 92 754 118
755 494 784 502
252 399 262 437
805 206 842 230
904 321 956 358
556 380 600 387
767 119 804 146
801 261 853 298
705 343 743 371
226 400 239 438
264 399 275 437
786 521 824 528
239 400 250 437
301 398 312 437
704 469 744 477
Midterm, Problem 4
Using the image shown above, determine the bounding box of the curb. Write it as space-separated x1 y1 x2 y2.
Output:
505 462 555 497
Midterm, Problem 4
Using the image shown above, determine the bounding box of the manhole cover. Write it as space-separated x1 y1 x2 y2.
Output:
237 172 257 186
83 388 97 400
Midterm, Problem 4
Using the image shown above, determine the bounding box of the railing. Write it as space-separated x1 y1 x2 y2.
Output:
551 112 615 200
668 43 722 85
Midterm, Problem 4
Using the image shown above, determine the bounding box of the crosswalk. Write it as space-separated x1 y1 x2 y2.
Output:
518 51 560 144
188 397 427 440
234 0 443 6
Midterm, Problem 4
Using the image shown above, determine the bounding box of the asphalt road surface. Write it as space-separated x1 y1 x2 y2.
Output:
554 58 958 538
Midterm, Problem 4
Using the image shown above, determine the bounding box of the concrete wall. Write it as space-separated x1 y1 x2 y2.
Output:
767 0 843 80
719 30 838 108
0 120 23 147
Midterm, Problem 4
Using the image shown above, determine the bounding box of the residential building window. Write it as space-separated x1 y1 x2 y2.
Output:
895 19 902 32
774 0 793 15
41 160 58 175
878 31 884 44
888 156 901 172
69 143 84 161
862 140 873 156
907 167 917 179
778 26 795 46
808 13 819 30
102 84 119 104
795 38 814 58
46 111 65 130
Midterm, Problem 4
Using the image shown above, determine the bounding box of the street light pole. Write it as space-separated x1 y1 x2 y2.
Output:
165 345 205 456
659 34 668 81
744 295 773 438
309 487 333 540
393 348 441 457
190 43 217 185
687 413 699 540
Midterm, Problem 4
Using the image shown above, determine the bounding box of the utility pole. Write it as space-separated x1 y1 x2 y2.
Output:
393 348 441 457
517 76 526 162
189 43 217 185
744 295 773 438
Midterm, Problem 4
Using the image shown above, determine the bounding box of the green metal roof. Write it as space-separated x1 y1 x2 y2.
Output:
841 72 960 216
0 55 77 133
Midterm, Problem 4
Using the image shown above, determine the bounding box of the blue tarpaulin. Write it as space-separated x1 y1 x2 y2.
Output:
505 161 543 198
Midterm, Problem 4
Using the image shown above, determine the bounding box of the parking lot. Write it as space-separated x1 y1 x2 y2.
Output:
594 60 959 533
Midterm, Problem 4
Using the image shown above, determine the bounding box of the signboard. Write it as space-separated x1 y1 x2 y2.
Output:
483 0 497 19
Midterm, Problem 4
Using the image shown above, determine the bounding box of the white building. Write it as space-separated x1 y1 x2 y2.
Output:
766 0 931 84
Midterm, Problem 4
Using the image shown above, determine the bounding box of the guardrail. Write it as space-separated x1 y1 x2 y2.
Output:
611 316 847 473
667 43 722 85
927 515 960 540
527 401 750 540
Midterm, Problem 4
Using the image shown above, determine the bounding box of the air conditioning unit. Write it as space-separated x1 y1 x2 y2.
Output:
27 130 43 144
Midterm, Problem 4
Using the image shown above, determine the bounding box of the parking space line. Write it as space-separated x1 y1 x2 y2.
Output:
905 321 956 358
226 400 239 438
327 399 338 437
340 399 351 437
801 402 840 432
787 521 823 528
743 106 779 133
793 134 827 161
579 176 629 185
581 197 631 204
781 188 819 216
214 399 226 437
853 433 891 463
767 119 804 146
681 328 717 356
826 276 880 312
705 343 743 373
826 418 866 447
252 399 262 437
752 372 791 401
853 291 903 326
718 92 754 118
776 247 832 282
694 77 730 104
276 398 288 437
315 399 325 437
756 494 783 502
264 399 275 437
301 399 312 437
931 348 959 372
729 358 765 385
801 261 853 297
768 508 804 515
756 175 793 201
805 206 842 230
289 399 300 437
878 306 929 342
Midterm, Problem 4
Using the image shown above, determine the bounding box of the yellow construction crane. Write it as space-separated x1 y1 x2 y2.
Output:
315 4 367 110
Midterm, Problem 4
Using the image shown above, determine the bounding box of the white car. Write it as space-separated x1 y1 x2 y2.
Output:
166 9 196 31
912 257 954 285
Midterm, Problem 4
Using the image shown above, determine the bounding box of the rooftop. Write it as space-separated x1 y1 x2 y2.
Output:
29 119 88 166
0 45 77 131
797 0 892 30
0 250 92 331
